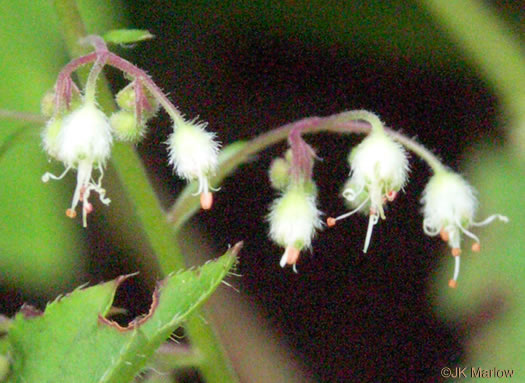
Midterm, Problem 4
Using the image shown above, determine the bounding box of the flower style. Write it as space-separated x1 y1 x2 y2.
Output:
167 118 220 209
42 101 113 227
328 129 409 252
268 182 322 272
421 171 508 288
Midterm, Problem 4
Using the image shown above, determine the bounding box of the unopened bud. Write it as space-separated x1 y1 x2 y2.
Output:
269 157 291 191
110 110 144 142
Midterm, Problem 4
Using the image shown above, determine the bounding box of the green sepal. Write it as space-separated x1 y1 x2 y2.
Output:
103 29 154 45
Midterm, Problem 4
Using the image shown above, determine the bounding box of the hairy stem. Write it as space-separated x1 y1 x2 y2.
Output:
52 0 239 381
168 111 445 229
0 109 46 124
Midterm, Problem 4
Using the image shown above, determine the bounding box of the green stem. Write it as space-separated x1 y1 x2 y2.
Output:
420 0 525 156
52 0 239 382
0 109 46 124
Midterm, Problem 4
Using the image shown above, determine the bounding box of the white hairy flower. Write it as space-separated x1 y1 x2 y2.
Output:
42 102 113 227
328 130 409 253
268 182 322 272
421 171 508 288
167 118 220 210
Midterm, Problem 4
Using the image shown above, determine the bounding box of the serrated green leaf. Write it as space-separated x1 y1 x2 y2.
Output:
103 29 154 45
6 244 241 383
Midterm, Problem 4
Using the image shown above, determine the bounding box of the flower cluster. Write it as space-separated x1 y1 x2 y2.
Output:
41 35 220 226
40 36 507 289
267 112 507 287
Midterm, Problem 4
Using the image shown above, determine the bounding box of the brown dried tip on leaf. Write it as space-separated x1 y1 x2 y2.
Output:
230 241 244 255
440 229 449 242
448 279 457 289
471 242 481 252
20 304 43 318
327 217 337 227
452 248 461 257
200 191 213 210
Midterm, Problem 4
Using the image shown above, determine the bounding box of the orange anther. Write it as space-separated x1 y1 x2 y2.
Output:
471 242 481 252
440 229 449 242
200 191 213 210
327 217 337 227
448 279 457 289
452 248 461 257
66 208 77 218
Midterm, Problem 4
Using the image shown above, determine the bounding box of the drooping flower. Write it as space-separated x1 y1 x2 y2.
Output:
167 118 220 210
327 129 409 252
421 171 508 288
268 182 322 272
42 101 113 227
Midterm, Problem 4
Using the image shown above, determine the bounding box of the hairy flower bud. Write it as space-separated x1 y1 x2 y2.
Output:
269 157 291 191
110 109 144 142
268 182 322 271
167 118 220 209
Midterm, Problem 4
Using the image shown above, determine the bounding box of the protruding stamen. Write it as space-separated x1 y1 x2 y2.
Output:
423 219 440 236
440 229 449 242
455 217 481 244
452 247 461 257
471 242 481 252
386 190 397 202
449 253 460 288
79 186 86 202
41 166 71 183
66 208 77 218
327 196 370 226
280 246 300 268
471 214 509 226
200 191 213 210
342 185 364 202
363 213 379 253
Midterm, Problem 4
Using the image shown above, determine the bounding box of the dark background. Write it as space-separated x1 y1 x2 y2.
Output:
123 1 511 382
2 1 519 382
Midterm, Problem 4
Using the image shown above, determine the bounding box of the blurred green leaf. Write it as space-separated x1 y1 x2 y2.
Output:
433 148 524 379
0 1 81 291
0 0 127 292
6 245 240 383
